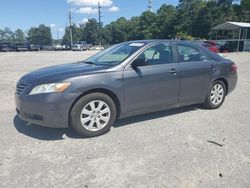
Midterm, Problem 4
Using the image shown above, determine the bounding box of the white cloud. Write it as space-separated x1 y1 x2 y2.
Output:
81 18 89 24
67 0 113 7
77 18 89 26
58 28 65 32
73 7 98 14
50 24 56 28
107 6 119 12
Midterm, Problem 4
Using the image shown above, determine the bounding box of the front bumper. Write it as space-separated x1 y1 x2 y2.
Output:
15 92 79 128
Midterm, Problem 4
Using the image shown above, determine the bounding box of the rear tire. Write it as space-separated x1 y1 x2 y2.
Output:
70 93 117 137
203 80 226 109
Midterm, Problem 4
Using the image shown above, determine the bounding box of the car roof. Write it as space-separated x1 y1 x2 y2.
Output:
121 39 222 61
123 39 200 46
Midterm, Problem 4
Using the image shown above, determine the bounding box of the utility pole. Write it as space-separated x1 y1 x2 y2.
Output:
57 28 59 41
148 0 153 12
69 10 73 50
98 2 102 46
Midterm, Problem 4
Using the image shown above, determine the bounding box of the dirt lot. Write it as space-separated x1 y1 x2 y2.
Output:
0 51 249 187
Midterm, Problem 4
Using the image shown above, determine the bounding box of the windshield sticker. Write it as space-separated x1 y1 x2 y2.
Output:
129 43 145 47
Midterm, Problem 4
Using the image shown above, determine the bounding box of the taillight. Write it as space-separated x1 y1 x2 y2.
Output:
232 63 237 73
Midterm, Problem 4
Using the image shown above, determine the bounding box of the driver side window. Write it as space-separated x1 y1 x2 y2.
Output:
134 43 173 66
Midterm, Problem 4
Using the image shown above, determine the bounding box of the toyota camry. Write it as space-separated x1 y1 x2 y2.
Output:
15 40 237 137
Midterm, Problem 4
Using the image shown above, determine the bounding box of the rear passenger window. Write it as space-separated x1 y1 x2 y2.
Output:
177 44 214 62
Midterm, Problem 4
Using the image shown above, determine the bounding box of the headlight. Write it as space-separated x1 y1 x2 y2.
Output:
29 82 71 95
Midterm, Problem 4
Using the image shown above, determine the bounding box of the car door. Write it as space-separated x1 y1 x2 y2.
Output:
176 43 217 104
123 43 179 112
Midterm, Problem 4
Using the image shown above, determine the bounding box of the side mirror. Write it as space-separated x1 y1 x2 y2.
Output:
131 58 146 68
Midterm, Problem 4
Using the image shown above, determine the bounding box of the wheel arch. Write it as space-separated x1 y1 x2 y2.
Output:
68 88 121 125
213 77 228 95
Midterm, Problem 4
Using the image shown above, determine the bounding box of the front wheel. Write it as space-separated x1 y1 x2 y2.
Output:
70 93 117 137
204 80 226 109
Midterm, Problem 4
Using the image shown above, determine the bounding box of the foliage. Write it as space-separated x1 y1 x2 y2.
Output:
176 32 194 40
0 26 52 44
27 25 52 45
0 27 15 42
62 0 248 45
14 29 25 43
1 0 248 45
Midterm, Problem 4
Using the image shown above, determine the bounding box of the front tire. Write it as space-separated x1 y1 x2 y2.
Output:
204 80 226 109
70 93 117 137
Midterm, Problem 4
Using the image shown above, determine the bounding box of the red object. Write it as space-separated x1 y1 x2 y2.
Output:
231 63 237 73
208 46 219 53
207 41 216 46
202 43 219 53
203 41 219 53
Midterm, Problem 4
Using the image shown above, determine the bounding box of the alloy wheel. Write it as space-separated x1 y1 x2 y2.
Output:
80 100 111 131
210 84 224 106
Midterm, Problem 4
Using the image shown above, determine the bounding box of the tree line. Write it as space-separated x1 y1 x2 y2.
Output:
1 0 249 45
62 0 250 45
0 25 52 45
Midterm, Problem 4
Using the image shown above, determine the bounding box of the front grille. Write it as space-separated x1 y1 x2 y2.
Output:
16 82 29 96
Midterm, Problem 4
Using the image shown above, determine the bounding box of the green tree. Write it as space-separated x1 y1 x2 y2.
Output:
2 27 15 42
191 1 221 38
175 0 206 36
156 4 177 39
139 11 159 39
28 25 52 45
0 29 4 42
62 24 84 44
239 0 250 22
241 0 250 9
61 1 248 44
105 17 131 44
14 29 25 43
82 19 99 44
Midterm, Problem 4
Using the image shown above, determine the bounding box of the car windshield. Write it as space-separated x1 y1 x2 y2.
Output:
84 42 145 65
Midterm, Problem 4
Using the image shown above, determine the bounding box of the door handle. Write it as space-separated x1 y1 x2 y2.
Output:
210 64 216 70
169 69 177 75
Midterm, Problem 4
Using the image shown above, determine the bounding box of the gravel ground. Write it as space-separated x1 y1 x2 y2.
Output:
0 51 249 188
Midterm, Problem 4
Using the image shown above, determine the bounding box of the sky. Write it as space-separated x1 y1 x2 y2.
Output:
0 0 179 39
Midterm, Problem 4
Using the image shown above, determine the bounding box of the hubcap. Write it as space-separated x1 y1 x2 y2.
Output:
210 84 224 106
80 100 111 131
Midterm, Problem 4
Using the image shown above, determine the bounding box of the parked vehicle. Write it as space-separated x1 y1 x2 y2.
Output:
203 42 219 53
72 41 91 51
217 41 244 53
90 45 105 51
30 44 41 51
62 44 71 51
41 45 54 51
15 43 30 52
193 41 219 53
15 40 237 137
53 44 64 51
0 42 15 52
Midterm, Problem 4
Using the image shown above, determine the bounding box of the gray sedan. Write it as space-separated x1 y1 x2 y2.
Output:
15 40 237 137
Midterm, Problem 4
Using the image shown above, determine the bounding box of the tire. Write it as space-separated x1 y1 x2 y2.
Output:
203 80 226 109
70 93 117 137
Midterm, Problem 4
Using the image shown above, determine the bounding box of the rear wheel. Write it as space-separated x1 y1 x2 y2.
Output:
204 80 226 109
70 93 117 137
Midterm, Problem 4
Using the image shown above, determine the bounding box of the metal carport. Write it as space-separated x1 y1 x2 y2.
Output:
212 22 250 52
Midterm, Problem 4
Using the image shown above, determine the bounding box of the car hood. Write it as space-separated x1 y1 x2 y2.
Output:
20 62 111 84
